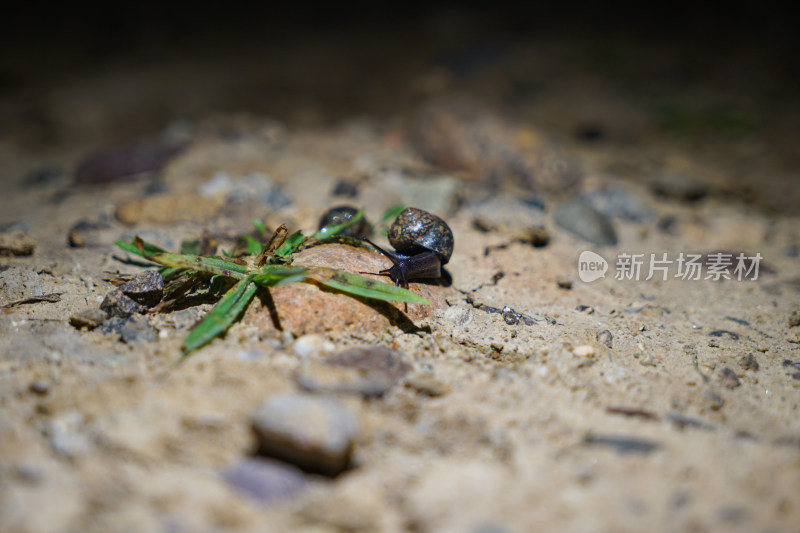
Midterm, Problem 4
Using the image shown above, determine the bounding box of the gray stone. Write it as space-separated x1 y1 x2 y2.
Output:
221 458 307 505
252 394 359 476
552 197 618 246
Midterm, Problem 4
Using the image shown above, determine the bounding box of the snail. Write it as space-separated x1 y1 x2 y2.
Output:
365 207 454 288
317 205 371 239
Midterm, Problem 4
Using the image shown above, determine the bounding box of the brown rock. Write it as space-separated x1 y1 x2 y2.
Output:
242 243 450 336
0 232 36 256
115 193 222 225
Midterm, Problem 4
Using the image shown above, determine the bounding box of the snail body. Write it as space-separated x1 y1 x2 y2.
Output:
366 207 453 288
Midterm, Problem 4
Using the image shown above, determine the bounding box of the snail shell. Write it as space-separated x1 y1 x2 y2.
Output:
387 207 453 265
317 205 371 238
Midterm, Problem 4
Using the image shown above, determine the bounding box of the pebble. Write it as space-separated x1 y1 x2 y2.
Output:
115 193 222 225
596 330 613 348
583 434 660 454
45 411 90 458
741 354 759 371
0 231 36 256
28 380 51 395
69 308 107 330
651 169 708 202
200 171 292 210
252 394 359 476
293 334 335 358
578 185 656 223
720 367 741 389
470 194 547 237
100 316 158 343
100 270 164 317
552 197 618 246
221 458 307 505
67 218 108 247
501 306 521 325
297 345 412 398
74 138 187 184
572 345 595 358
789 308 800 328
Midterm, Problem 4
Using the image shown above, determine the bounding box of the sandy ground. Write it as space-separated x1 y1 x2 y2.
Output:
1 10 799 533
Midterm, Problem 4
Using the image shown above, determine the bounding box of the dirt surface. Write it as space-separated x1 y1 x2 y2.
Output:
1 7 799 533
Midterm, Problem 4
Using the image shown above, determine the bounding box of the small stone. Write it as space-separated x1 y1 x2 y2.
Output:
117 270 164 307
252 394 359 476
293 335 334 358
221 458 307 505
702 391 725 411
69 308 108 329
67 219 107 247
579 185 656 223
552 197 618 246
100 290 147 317
45 411 90 458
573 345 595 358
720 367 741 389
501 306 521 325
0 231 36 256
741 354 759 371
29 380 51 395
405 374 449 396
100 270 163 317
332 179 359 198
583 434 660 454
789 308 800 328
75 137 186 184
576 305 594 314
297 345 412 398
119 316 158 344
596 330 613 348
556 279 573 290
443 305 472 327
651 169 708 202
116 193 222 225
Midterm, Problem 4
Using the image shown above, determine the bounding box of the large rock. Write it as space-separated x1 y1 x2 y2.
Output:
242 243 450 336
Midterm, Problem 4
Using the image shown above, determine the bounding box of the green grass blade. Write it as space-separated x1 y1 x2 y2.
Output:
252 218 268 235
310 209 365 240
273 230 306 260
181 276 258 356
305 267 431 305
381 204 405 222
114 238 168 258
144 252 250 278
253 266 308 287
243 235 263 255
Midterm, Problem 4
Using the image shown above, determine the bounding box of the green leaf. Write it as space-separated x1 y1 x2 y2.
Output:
242 235 263 255
181 276 258 356
381 204 405 222
305 267 431 305
273 230 306 260
252 218 268 235
114 238 168 258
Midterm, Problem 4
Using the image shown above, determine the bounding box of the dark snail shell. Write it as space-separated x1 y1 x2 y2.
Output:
387 207 453 265
317 205 371 238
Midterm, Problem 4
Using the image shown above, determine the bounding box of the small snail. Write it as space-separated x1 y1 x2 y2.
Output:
317 205 371 239
365 207 454 288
